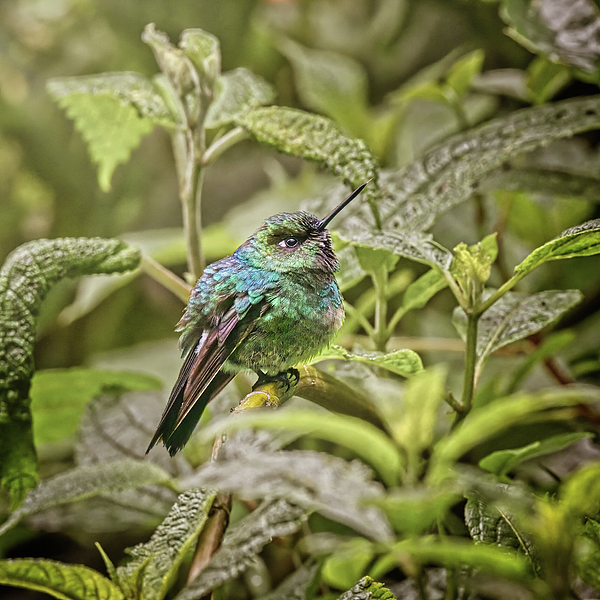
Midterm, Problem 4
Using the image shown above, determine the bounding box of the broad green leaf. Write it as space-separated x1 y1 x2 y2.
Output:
30 369 160 444
429 387 600 482
314 345 423 378
279 38 370 136
527 57 571 104
501 0 600 75
370 487 459 535
336 243 367 291
446 49 485 97
385 367 446 456
236 107 381 223
182 441 392 540
0 559 124 600
47 72 174 126
322 538 375 590
514 219 600 276
479 432 593 478
50 93 155 191
176 500 308 600
205 68 275 129
453 290 582 364
0 237 140 508
0 459 174 536
375 537 530 583
354 246 399 275
335 577 397 600
116 489 216 600
401 269 448 312
198 409 403 487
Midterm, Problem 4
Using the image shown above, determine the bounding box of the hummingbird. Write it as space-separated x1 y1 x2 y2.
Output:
147 182 368 456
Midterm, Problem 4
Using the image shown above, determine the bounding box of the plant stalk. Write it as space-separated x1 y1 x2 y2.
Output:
372 266 389 352
459 312 480 417
141 255 191 303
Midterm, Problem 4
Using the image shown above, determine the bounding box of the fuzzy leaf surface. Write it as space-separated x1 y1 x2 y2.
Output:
0 559 124 600
117 489 216 600
236 107 381 220
0 459 174 536
501 0 600 74
453 289 582 362
335 577 397 600
205 68 275 129
182 439 391 540
175 500 307 600
0 237 140 508
49 92 155 191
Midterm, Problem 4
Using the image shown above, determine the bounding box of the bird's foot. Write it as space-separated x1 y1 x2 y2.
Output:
250 368 300 407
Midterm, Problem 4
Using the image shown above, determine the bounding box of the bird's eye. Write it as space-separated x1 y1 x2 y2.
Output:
279 237 299 249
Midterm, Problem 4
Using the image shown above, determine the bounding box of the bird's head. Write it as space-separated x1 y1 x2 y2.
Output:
235 182 368 274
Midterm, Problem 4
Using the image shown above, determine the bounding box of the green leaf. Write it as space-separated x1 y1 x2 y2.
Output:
30 369 160 445
382 367 446 458
453 290 582 364
0 237 140 508
446 49 485 97
0 459 174 536
354 246 399 275
527 57 571 104
50 92 155 192
515 219 600 276
116 489 216 600
371 487 459 535
316 345 423 378
205 68 275 129
182 436 392 540
401 269 448 312
322 538 375 590
236 107 381 224
0 559 124 600
381 537 531 582
501 0 600 75
175 500 308 600
479 432 593 478
578 519 600 590
46 72 174 127
320 96 600 245
179 28 221 87
278 38 370 136
198 409 404 487
429 387 600 482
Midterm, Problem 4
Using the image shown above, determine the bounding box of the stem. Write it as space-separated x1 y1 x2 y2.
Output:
459 312 480 418
372 267 389 352
476 272 524 315
141 255 191 303
202 126 248 166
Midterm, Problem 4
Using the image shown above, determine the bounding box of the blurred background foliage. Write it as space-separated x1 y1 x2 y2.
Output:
5 0 600 596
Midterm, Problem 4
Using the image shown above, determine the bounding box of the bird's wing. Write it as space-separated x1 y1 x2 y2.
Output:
146 294 268 454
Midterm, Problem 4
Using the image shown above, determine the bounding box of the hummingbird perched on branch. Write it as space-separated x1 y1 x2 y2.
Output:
147 182 369 456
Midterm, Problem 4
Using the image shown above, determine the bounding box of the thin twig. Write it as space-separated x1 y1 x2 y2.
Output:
141 255 191 303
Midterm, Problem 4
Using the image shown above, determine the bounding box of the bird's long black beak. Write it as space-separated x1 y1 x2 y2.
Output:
317 180 370 231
